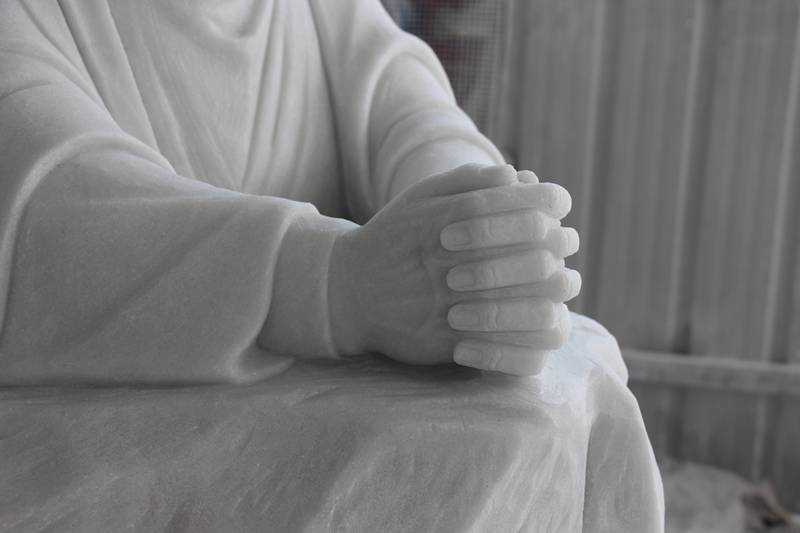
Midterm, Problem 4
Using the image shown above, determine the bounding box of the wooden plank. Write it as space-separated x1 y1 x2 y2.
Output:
623 349 800 396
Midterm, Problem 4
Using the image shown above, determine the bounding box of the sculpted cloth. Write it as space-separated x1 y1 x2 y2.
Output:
0 1 663 530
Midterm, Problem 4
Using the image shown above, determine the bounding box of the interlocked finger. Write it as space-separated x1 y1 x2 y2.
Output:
440 209 553 251
446 249 559 291
548 268 582 302
517 169 539 183
433 182 572 221
406 163 517 201
453 340 549 376
440 211 579 257
447 268 582 304
447 297 557 332
464 305 571 350
548 226 579 258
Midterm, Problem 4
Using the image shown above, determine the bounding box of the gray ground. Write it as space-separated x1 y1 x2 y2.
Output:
663 459 800 533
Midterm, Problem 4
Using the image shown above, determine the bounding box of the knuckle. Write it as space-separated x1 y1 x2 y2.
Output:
477 217 496 243
544 183 572 217
481 163 516 180
479 262 498 288
567 270 582 299
566 227 580 249
530 249 554 279
503 332 542 349
545 327 568 349
488 345 505 371
458 193 487 216
535 211 553 239
550 227 569 256
522 210 545 240
517 169 538 183
552 270 571 298
538 299 557 328
560 227 579 256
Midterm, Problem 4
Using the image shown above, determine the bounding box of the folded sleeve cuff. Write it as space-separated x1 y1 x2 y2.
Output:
258 206 359 359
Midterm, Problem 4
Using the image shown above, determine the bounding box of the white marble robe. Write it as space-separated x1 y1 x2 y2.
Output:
0 0 502 383
0 3 666 530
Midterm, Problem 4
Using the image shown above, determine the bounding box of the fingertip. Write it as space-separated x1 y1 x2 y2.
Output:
537 249 560 281
480 163 518 185
454 341 549 376
455 162 486 173
440 222 471 251
551 227 579 257
566 269 582 299
453 340 487 369
495 348 549 376
544 183 572 219
517 169 539 183
409 163 518 201
547 309 572 348
564 227 580 255
549 269 582 302
530 210 552 241
554 302 570 322
446 266 476 291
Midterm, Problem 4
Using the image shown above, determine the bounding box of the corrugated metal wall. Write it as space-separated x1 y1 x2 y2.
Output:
386 0 800 510
497 0 800 508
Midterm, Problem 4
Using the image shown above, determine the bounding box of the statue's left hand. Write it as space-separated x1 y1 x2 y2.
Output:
328 163 580 375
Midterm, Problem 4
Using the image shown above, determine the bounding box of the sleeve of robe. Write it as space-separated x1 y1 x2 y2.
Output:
308 0 506 221
0 2 355 384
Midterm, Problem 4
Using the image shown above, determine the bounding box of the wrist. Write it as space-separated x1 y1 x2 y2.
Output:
328 229 371 355
385 138 502 202
257 206 357 358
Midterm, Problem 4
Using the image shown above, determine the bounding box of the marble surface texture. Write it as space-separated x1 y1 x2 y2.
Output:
0 0 664 529
0 314 663 532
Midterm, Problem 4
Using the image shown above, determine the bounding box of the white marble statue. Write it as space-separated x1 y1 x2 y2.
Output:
0 2 665 530
0 0 579 382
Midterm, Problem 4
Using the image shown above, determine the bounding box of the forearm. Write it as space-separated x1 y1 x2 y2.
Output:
0 84 353 384
0 142 342 383
383 138 502 203
311 0 504 219
364 32 504 207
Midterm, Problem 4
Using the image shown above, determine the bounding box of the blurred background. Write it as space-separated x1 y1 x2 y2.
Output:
381 0 800 530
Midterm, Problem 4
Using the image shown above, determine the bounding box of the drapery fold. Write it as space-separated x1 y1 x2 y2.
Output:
0 314 664 532
0 0 499 382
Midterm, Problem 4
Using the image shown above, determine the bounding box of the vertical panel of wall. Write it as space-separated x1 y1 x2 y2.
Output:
507 0 800 507
777 253 800 508
586 0 702 461
511 0 701 457
680 0 800 483
588 0 696 350
768 10 800 507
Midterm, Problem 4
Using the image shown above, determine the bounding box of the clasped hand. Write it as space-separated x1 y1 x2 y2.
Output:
329 163 580 376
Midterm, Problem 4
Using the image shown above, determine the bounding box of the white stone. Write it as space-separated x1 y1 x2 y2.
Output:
0 314 663 531
0 0 663 529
